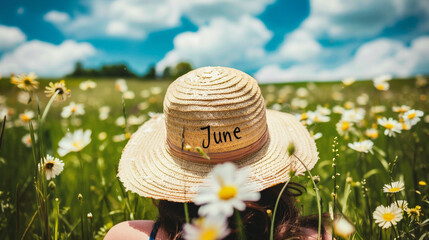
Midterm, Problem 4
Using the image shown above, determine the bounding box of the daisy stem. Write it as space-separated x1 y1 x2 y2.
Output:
40 90 60 124
294 154 322 240
234 209 246 240
270 178 291 240
54 198 59 240
393 225 400 239
183 202 190 224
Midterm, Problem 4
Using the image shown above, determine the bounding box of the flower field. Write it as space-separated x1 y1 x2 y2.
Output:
0 75 428 239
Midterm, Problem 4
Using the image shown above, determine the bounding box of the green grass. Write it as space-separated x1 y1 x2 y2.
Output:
0 77 428 239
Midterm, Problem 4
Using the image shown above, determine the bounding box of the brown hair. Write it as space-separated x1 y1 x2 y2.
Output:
156 183 327 240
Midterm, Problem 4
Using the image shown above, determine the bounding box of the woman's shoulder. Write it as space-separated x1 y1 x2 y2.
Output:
104 220 169 240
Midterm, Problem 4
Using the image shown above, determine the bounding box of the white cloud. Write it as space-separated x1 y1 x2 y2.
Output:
0 25 26 51
255 36 429 83
156 16 272 73
0 40 96 77
278 30 322 61
48 0 274 39
302 0 429 39
44 10 71 24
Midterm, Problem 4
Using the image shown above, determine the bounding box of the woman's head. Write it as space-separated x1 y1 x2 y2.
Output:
156 183 326 240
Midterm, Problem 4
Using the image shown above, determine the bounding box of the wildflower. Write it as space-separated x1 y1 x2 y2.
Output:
370 105 386 115
61 102 85 118
19 110 34 124
17 91 31 104
45 80 71 102
393 105 410 113
140 90 150 98
348 140 374 154
128 115 146 125
38 154 64 180
402 109 424 126
365 128 379 139
21 133 35 147
123 90 135 99
419 181 427 186
356 93 369 105
115 79 128 92
334 217 355 238
342 77 355 86
377 117 402 137
341 108 365 123
115 116 126 127
332 105 344 114
311 132 323 140
79 80 97 91
112 133 127 142
406 206 422 221
11 73 39 91
336 120 353 136
306 110 330 124
194 162 260 217
183 216 229 240
150 87 162 95
392 200 408 210
98 106 110 121
290 98 308 109
98 132 107 141
373 81 389 91
296 87 308 98
383 181 405 193
373 204 403 229
57 129 92 156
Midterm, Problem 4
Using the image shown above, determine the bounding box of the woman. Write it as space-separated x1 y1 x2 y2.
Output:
105 67 327 239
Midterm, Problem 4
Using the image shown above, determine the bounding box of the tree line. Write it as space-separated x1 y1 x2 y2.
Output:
67 61 193 79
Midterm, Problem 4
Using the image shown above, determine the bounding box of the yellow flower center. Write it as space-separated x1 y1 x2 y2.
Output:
408 112 416 119
388 187 400 192
382 213 395 221
376 84 385 90
341 122 350 131
218 185 237 200
21 114 30 122
419 181 427 186
200 228 217 240
384 123 394 129
71 106 77 112
72 141 82 149
301 113 307 120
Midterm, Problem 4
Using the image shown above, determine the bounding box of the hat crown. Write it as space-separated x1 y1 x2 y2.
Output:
163 66 268 158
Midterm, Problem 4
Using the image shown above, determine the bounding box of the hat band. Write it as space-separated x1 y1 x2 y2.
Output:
166 128 269 163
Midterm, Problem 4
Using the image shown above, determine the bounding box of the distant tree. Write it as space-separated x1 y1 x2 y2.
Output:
162 66 172 79
143 65 156 79
173 62 192 78
100 64 137 77
68 61 86 77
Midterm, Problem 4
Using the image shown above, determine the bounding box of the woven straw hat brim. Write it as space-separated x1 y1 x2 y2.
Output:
118 109 319 203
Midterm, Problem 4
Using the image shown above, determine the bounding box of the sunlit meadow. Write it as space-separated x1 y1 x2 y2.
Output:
0 74 428 239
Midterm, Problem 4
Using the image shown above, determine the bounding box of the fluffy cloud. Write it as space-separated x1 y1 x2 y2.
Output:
302 0 429 39
0 25 26 51
278 30 322 62
0 40 96 77
44 10 71 24
255 36 429 83
48 0 274 39
156 16 272 73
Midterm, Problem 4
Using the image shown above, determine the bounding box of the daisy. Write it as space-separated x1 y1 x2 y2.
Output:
341 108 365 123
150 87 162 95
21 133 35 147
333 217 355 239
373 81 389 91
365 128 379 139
57 129 92 156
39 154 64 180
11 72 39 91
377 117 402 137
406 205 422 221
402 109 424 126
336 120 353 136
348 140 374 154
373 204 403 229
45 80 71 102
79 80 97 91
98 106 110 121
19 110 34 123
194 162 260 218
342 77 355 86
306 111 330 125
115 79 128 92
61 102 85 118
392 105 410 113
392 200 408 210
383 181 405 193
123 90 135 99
183 216 230 240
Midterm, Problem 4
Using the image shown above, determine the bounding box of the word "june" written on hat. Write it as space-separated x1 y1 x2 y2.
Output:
200 125 241 148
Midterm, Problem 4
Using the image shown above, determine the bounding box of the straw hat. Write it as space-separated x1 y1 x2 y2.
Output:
118 66 318 202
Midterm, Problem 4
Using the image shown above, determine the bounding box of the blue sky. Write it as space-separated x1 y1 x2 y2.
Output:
0 0 428 82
